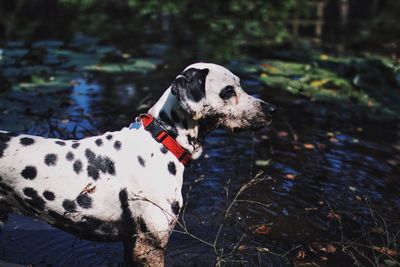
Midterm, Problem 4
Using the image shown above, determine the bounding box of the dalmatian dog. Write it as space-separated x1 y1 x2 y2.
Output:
0 63 275 266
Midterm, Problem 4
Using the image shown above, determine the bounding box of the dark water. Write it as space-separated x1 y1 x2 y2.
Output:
0 20 399 267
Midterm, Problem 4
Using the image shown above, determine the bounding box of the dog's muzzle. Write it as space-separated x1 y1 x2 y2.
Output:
248 102 275 131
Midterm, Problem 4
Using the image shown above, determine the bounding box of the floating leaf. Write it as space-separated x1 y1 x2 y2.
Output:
303 143 315 149
238 245 247 252
296 249 306 259
277 131 288 138
84 59 159 74
285 174 297 180
255 225 271 235
349 186 357 192
326 132 335 137
257 247 270 253
320 54 329 61
329 137 339 143
255 159 271 167
310 78 329 88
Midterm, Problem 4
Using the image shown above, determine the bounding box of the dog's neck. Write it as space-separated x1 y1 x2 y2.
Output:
147 88 214 160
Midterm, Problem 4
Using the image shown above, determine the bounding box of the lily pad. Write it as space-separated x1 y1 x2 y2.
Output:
255 159 271 167
84 59 160 74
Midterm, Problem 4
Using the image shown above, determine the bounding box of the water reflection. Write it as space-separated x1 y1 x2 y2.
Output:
0 2 399 264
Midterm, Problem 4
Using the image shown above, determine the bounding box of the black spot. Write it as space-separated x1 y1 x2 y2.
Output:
20 137 35 146
168 162 176 175
0 132 11 158
73 160 83 174
84 149 116 180
106 134 113 140
137 217 161 248
151 153 154 157
26 197 45 211
77 194 92 209
43 191 55 201
114 141 121 150
160 146 168 154
119 188 134 225
137 156 145 167
85 149 95 161
23 187 36 197
105 158 115 175
95 138 103 147
0 183 13 193
21 166 37 180
170 110 180 123
22 187 45 211
87 165 99 180
159 111 175 127
171 201 180 215
138 217 148 233
66 152 74 161
72 143 80 149
55 141 66 146
62 199 76 213
44 154 57 166
219 85 236 100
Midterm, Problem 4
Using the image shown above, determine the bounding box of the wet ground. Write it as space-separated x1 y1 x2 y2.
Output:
0 36 399 267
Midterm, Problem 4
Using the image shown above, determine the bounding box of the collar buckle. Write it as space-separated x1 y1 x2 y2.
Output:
133 113 192 166
144 118 166 141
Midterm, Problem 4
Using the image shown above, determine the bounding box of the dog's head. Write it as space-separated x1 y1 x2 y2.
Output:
171 63 275 132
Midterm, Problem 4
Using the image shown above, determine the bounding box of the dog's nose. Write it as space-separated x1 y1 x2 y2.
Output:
262 103 276 117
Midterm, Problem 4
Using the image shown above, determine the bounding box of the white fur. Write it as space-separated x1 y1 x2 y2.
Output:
0 63 273 266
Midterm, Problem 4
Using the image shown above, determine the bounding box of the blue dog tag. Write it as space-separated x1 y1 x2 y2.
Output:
129 121 141 130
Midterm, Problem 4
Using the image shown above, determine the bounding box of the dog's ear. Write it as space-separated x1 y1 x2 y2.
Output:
171 68 209 102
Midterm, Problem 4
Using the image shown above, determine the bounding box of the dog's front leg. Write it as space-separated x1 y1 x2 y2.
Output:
134 236 165 267
123 235 165 267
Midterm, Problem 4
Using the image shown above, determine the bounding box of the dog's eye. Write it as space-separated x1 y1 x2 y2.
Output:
219 86 236 100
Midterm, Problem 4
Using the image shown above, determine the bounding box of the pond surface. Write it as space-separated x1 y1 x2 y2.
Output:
0 36 399 267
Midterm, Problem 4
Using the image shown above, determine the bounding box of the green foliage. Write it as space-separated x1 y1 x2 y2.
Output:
84 58 160 73
233 54 399 119
0 37 163 94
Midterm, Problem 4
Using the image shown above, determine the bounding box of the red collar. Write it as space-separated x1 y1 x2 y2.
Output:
138 113 191 166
